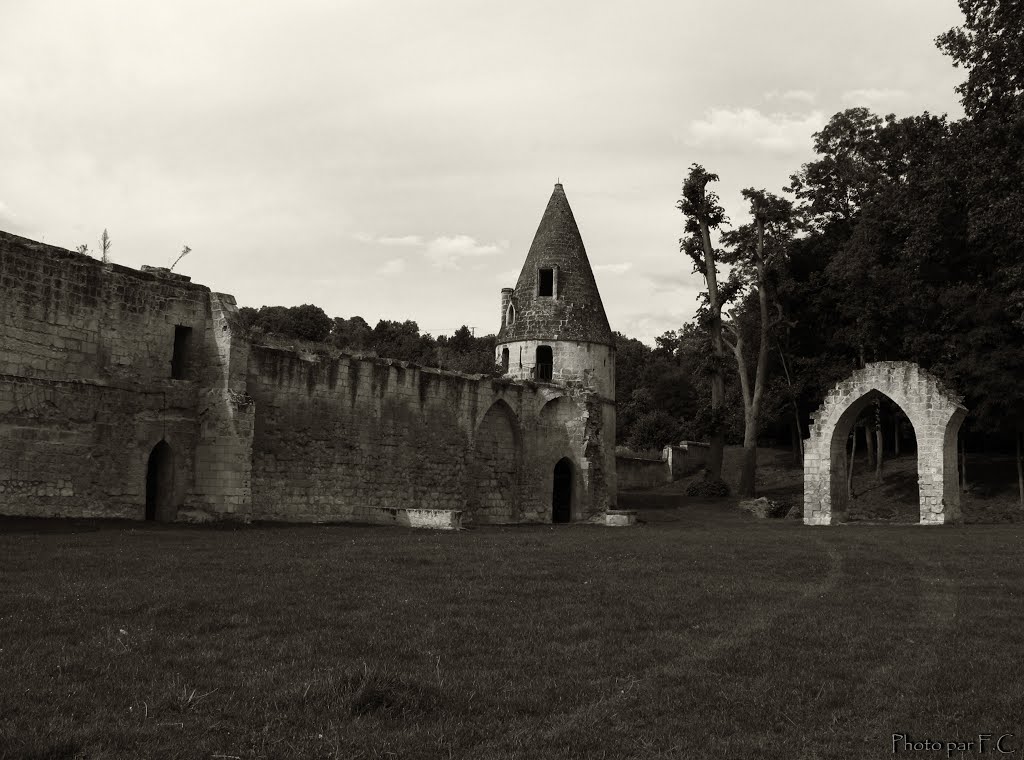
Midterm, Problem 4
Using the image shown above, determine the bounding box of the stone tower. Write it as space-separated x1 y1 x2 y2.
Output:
496 183 615 400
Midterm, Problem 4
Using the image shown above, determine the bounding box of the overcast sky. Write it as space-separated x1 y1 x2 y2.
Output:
0 1 966 344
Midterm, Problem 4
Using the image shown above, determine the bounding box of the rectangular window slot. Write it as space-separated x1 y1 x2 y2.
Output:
171 325 193 379
539 268 554 296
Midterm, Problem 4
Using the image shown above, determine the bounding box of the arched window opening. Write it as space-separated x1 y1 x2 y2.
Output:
501 347 509 372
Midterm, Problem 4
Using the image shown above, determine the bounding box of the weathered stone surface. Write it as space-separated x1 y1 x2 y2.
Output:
803 361 967 526
604 510 636 527
738 497 789 519
496 184 616 400
1 227 618 526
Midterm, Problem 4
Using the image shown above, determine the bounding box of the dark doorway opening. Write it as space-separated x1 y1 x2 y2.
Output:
171 326 193 379
536 345 553 381
552 457 573 523
145 440 175 522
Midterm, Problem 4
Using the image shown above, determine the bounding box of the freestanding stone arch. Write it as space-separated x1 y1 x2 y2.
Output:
804 362 967 526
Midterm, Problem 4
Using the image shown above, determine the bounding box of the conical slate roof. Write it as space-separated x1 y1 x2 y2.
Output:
497 183 613 346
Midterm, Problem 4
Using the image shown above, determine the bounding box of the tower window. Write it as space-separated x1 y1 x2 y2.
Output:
171 325 193 379
501 347 509 372
536 345 553 381
539 268 554 296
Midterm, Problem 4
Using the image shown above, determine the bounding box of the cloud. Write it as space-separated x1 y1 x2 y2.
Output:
841 88 907 105
685 108 826 153
644 271 698 294
354 232 422 246
425 234 506 269
593 262 632 275
376 258 406 276
378 235 422 246
765 89 816 104
357 231 506 269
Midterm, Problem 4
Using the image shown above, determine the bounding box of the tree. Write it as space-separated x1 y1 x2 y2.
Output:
75 244 90 256
936 0 1024 118
720 189 795 496
678 164 729 481
170 245 191 272
628 410 683 452
288 304 332 342
331 316 373 351
99 229 112 264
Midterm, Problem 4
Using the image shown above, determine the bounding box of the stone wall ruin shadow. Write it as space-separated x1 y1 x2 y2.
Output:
804 362 967 526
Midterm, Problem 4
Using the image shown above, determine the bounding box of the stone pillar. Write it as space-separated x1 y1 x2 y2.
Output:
182 293 254 521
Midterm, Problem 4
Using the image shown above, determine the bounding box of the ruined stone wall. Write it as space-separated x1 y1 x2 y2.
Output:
247 347 616 524
0 232 250 520
1 230 616 525
616 454 670 490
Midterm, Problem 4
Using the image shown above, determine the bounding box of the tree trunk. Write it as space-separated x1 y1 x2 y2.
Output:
735 226 772 498
960 437 968 492
893 414 901 457
1017 432 1023 509
738 416 758 496
873 400 883 481
707 374 725 481
791 418 802 465
777 343 803 465
864 415 876 468
699 219 726 483
847 427 858 499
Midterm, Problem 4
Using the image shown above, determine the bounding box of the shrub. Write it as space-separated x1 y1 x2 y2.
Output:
686 478 730 498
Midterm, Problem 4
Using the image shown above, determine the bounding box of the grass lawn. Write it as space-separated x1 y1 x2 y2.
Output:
2 494 1023 759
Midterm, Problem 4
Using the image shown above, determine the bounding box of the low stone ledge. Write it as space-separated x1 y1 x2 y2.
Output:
604 510 637 527
371 507 463 530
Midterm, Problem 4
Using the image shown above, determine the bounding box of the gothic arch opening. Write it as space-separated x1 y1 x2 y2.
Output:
145 440 176 522
829 392 920 522
804 362 967 525
470 401 521 522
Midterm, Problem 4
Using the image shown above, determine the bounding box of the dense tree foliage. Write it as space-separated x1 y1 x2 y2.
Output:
623 0 1024 493
238 305 499 375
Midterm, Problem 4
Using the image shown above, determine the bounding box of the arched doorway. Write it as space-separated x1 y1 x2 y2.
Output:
145 440 176 522
804 362 967 525
552 457 573 523
841 395 920 522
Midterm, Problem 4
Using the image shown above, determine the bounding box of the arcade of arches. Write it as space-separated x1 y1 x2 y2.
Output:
803 362 967 525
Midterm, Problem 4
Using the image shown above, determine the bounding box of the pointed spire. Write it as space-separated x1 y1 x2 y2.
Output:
497 183 613 345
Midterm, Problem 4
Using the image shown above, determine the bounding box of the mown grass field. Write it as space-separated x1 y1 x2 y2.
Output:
2 488 1023 760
